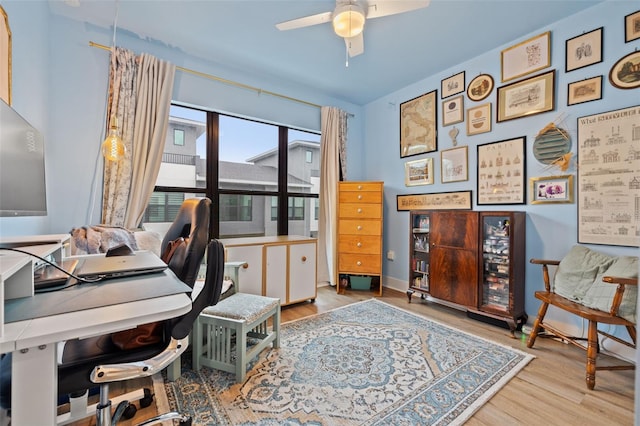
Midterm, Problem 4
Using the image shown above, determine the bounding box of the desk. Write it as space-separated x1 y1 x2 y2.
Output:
0 237 191 425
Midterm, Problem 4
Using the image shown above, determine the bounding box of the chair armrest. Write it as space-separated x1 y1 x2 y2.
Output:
90 336 188 383
224 261 248 293
530 258 561 292
530 259 561 266
602 276 638 317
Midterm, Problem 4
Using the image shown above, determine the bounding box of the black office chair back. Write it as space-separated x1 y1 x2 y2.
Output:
171 239 225 340
161 197 211 288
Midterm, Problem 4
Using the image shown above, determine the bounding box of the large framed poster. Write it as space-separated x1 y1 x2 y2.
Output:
577 105 640 247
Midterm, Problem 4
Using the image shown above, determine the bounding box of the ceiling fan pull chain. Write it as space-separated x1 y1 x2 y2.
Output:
345 45 349 67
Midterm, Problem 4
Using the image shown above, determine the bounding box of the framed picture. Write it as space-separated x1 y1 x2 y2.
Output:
441 71 465 98
530 175 574 204
565 27 603 72
577 105 640 247
467 73 494 101
497 70 555 122
400 90 437 158
477 136 526 205
0 5 10 105
397 190 472 211
625 10 640 42
466 103 491 135
442 95 463 126
609 51 640 89
501 31 551 82
567 75 602 106
441 146 468 183
405 158 434 186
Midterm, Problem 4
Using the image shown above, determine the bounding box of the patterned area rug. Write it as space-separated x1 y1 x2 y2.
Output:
164 299 533 425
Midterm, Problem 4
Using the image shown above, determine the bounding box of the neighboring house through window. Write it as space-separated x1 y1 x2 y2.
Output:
142 104 321 239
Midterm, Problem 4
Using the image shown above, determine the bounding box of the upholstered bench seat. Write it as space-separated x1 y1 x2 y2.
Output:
192 293 280 382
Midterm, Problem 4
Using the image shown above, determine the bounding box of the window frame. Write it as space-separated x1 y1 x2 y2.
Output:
151 105 320 238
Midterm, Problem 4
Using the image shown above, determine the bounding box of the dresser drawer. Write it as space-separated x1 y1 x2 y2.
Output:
338 253 381 274
338 235 381 254
338 219 382 236
339 182 382 192
339 191 382 204
338 203 382 219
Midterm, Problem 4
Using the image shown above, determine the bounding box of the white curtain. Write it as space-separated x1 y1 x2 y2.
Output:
318 106 348 286
124 54 176 228
101 47 175 228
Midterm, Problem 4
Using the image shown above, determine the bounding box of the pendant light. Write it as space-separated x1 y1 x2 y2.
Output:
101 117 126 162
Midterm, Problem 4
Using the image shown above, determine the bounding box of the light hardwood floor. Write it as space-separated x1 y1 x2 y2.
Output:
72 285 635 425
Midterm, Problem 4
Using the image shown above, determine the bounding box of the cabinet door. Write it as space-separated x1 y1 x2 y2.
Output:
430 211 478 307
289 242 317 303
265 245 288 302
430 247 478 306
225 245 263 296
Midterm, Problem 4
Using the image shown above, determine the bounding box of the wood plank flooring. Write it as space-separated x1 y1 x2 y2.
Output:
71 285 635 425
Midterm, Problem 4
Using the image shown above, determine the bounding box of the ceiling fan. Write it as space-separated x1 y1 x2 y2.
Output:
275 0 431 59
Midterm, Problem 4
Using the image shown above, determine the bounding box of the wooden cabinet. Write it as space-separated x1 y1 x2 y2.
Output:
407 210 526 334
221 236 317 306
337 181 384 295
468 211 527 331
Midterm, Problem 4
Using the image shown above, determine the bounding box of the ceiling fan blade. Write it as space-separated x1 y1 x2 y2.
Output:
345 33 364 57
366 0 430 19
275 11 333 31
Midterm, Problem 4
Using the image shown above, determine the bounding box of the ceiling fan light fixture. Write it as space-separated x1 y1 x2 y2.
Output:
332 4 365 38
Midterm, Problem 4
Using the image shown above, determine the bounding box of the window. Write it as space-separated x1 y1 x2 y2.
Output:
221 194 252 221
143 104 321 240
174 129 184 146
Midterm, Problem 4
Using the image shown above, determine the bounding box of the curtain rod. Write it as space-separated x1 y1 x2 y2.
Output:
89 41 322 110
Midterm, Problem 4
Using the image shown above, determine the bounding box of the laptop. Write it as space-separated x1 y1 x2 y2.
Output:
75 250 168 280
34 258 79 291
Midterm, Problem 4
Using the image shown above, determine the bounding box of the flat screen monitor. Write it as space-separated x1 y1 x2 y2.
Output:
0 99 47 216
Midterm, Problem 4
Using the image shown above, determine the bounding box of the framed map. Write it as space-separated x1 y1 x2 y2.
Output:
577 105 640 247
400 90 437 158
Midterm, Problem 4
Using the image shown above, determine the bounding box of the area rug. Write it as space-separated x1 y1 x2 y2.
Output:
164 299 533 425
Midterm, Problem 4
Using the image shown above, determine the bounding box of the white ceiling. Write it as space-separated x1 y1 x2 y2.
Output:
49 0 604 105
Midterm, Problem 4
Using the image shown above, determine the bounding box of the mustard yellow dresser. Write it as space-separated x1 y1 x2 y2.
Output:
337 181 384 295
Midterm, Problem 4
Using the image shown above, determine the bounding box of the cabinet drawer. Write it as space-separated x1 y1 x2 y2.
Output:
339 253 381 274
339 191 382 204
338 235 381 254
338 219 382 236
339 203 381 219
339 182 382 192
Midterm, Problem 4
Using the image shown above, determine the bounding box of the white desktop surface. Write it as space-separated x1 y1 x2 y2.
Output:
1 260 192 425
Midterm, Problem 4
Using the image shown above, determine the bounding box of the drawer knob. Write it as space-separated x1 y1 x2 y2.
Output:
356 261 362 266
357 185 363 190
357 225 362 231
301 256 307 262
356 242 362 247
357 208 362 213
358 194 362 200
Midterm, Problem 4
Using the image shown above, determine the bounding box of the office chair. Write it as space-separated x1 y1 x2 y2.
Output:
161 197 212 287
0 198 215 424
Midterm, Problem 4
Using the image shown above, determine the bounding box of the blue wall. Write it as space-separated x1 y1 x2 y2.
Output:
362 1 639 359
0 1 637 363
0 1 364 237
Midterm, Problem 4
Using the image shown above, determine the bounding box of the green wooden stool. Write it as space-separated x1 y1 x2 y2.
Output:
192 292 280 382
